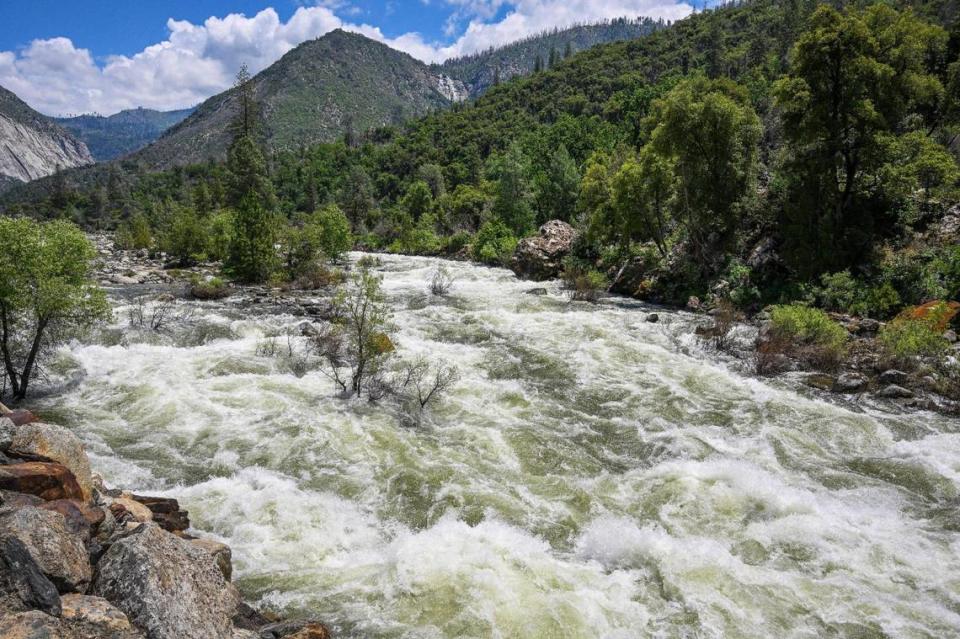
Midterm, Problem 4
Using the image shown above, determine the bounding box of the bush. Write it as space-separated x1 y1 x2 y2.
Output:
562 258 608 302
472 219 517 265
312 204 353 260
442 231 473 255
767 304 849 370
817 270 858 312
189 276 231 300
878 319 949 367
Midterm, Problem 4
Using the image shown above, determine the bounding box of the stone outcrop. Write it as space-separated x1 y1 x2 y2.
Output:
60 594 146 639
0 507 92 594
10 423 94 501
93 523 240 639
0 535 62 616
0 463 84 501
509 220 577 281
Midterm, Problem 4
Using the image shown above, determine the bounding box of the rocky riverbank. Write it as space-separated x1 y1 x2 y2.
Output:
0 407 331 639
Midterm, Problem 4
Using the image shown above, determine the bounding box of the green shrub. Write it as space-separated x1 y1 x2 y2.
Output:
562 257 608 302
817 270 858 311
312 204 353 260
878 319 949 367
472 219 517 265
850 282 902 319
189 276 231 300
768 304 849 369
442 231 473 255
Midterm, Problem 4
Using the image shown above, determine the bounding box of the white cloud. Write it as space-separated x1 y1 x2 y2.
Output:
0 1 692 117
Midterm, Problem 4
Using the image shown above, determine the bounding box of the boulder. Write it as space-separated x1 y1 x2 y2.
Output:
0 490 43 509
259 619 331 639
60 593 146 639
190 538 232 581
646 313 659 323
39 500 105 539
832 372 868 393
109 498 153 524
232 602 271 631
0 610 65 638
0 417 14 451
0 506 92 593
876 384 914 399
92 523 239 639
509 220 577 281
524 288 548 296
878 370 908 385
0 535 62 616
0 463 84 501
4 409 37 427
9 423 93 501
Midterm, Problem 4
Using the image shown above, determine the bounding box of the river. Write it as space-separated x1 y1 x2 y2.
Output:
37 253 960 638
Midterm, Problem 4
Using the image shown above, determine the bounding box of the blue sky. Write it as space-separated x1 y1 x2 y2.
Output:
0 0 693 116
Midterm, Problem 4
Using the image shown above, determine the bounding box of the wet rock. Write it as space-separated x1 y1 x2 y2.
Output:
0 610 64 638
9 423 93 501
60 593 146 639
259 619 331 639
876 384 914 399
832 373 868 393
0 463 84 501
804 374 835 391
232 602 271 631
879 370 908 385
190 538 232 581
93 523 239 639
0 535 62 616
0 506 91 593
524 288 548 296
646 313 659 323
130 495 188 533
509 220 576 281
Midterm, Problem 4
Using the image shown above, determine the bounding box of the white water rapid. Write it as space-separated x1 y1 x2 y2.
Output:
39 254 960 638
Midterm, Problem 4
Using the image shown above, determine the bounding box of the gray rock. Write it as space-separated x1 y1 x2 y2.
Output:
0 609 65 638
646 313 659 323
10 422 93 501
0 506 91 594
259 619 331 639
524 288 548 296
832 372 868 393
858 318 881 333
878 370 908 385
190 538 232 581
0 417 15 452
943 329 957 344
93 523 239 639
876 384 914 399
0 108 93 183
509 220 577 281
0 534 61 616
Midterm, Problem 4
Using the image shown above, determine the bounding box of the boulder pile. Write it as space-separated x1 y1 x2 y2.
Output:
0 410 331 639
509 220 577 281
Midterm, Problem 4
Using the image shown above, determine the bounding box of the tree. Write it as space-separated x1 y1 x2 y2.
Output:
645 76 761 262
312 204 353 260
338 165 376 229
489 143 535 236
159 203 208 266
0 219 109 400
773 4 948 273
611 147 675 256
315 267 394 397
401 180 433 222
534 144 581 223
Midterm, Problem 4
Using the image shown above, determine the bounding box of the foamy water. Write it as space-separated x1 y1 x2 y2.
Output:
40 254 960 638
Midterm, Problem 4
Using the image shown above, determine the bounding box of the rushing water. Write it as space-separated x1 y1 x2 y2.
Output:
38 254 960 638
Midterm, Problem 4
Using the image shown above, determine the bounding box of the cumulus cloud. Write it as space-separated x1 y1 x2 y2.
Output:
0 0 692 117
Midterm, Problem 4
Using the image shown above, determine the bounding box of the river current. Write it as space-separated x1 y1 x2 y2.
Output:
39 254 960 638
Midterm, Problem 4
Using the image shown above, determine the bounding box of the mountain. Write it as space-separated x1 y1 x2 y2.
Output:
438 17 664 96
55 107 195 161
0 85 93 185
133 30 465 169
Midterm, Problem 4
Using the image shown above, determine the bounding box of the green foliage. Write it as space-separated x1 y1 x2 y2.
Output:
206 211 234 262
532 144 580 223
611 146 674 255
0 218 109 399
227 193 280 283
878 317 950 367
402 180 434 222
562 257 609 302
116 213 152 250
159 204 208 265
489 143 535 236
768 304 849 368
189 276 231 300
472 219 518 265
312 204 353 260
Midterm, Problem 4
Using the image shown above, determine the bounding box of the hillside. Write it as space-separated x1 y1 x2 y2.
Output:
131 30 464 169
438 17 664 96
0 85 92 184
55 107 195 161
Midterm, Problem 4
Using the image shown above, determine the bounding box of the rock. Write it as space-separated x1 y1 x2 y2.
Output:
234 631 260 639
9 423 93 501
876 384 914 399
832 372 868 393
524 288 548 296
259 619 331 639
0 417 15 451
935 211 960 241
686 296 701 312
0 535 61 616
804 374 835 391
509 220 577 281
0 463 84 501
878 370 909 385
190 538 232 581
4 409 36 427
109 498 153 524
0 489 43 508
232 602 271 631
39 500 105 538
0 610 64 638
646 313 659 323
60 594 146 639
110 274 139 285
0 506 91 593
93 523 239 639
129 495 188 533
858 318 881 333
944 329 957 344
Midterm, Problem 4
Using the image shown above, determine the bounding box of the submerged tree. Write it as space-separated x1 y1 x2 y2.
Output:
0 218 109 400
